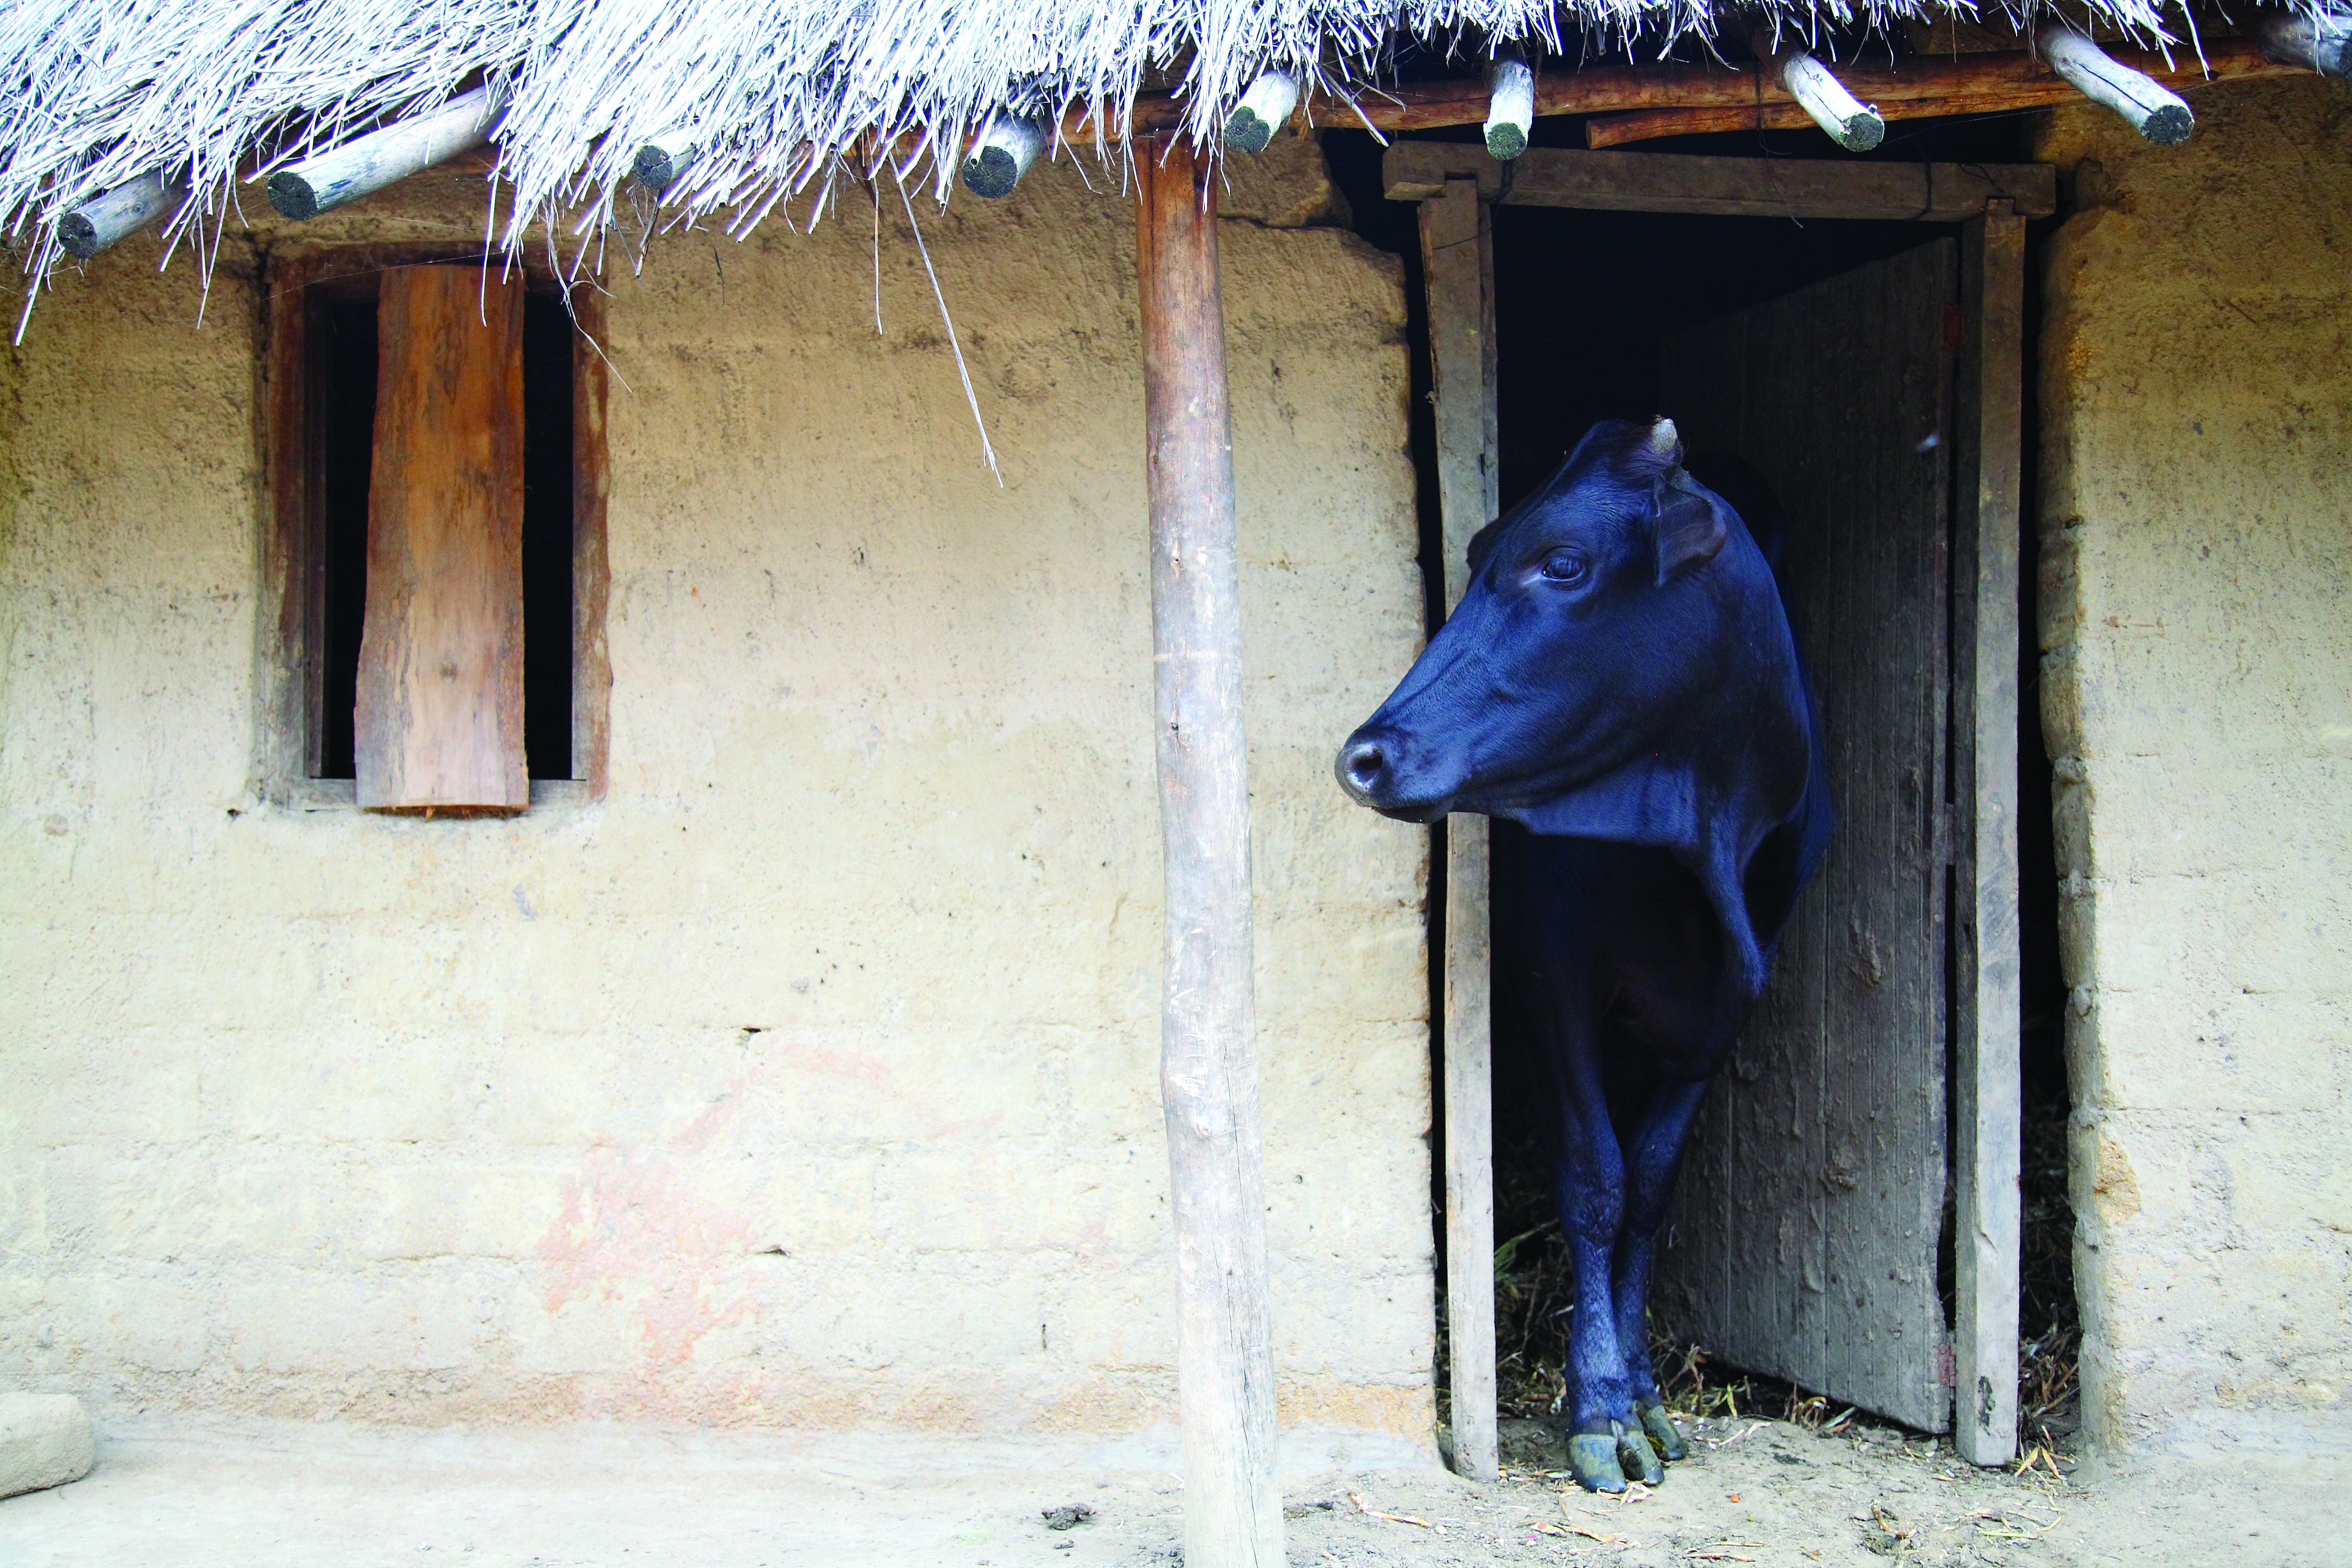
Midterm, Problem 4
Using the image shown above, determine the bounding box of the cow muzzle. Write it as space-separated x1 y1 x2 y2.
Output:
1334 726 1455 822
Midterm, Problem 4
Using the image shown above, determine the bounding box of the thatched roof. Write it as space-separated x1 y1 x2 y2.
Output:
0 0 2278 284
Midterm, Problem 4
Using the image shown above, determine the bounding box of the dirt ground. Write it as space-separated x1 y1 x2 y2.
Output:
2 1413 2344 1568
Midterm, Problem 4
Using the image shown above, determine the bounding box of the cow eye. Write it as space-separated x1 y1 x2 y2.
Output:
1538 551 1588 585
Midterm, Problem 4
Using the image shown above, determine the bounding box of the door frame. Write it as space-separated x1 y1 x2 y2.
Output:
1385 142 2050 1476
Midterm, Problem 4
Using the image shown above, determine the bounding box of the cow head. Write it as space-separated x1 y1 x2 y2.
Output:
1336 416 1760 826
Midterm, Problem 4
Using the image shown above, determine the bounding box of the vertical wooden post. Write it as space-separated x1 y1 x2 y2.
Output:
1135 134 1284 1568
1951 201 2026 1467
1419 174 1500 1482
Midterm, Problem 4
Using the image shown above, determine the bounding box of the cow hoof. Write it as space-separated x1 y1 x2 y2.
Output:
1566 1433 1627 1493
1615 1426 1665 1486
1635 1402 1689 1462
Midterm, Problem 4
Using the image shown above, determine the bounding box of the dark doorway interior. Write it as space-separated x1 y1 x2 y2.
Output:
1322 124 2073 1444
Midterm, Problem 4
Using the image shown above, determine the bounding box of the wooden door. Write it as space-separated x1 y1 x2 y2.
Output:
1651 240 1957 1433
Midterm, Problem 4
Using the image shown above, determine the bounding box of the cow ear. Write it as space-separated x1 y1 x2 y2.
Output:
1653 472 1730 584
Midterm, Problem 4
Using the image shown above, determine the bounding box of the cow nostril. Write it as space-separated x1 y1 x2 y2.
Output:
1343 740 1386 790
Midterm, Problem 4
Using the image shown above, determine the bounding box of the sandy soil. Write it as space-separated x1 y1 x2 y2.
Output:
1 1415 2342 1568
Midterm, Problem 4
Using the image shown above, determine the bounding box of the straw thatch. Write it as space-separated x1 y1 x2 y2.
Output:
0 0 2287 288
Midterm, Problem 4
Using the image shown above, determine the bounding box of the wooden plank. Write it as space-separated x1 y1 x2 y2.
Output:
1653 242 1956 1433
1383 143 2055 221
1133 134 1283 1568
355 264 528 811
1951 204 2026 1468
570 284 612 794
1418 175 1499 1483
259 250 323 802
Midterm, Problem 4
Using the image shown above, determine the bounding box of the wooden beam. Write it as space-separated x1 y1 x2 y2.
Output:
1383 143 2057 221
1224 72 1302 153
633 130 698 192
1587 101 1905 149
1088 36 2288 139
1419 174 1499 1485
1751 25 1886 150
59 171 186 260
1585 36 2275 146
268 88 498 220
1483 56 1536 160
2257 10 2352 78
1950 201 2027 1469
1133 133 1283 1568
962 113 1048 197
2038 26 2195 144
355 264 527 811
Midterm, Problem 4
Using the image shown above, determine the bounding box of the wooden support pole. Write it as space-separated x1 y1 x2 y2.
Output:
962 113 1048 198
1224 72 1301 153
268 87 498 220
1419 174 1500 1484
633 130 698 192
2256 10 2352 78
1951 201 2027 1468
1484 57 1537 160
1134 134 1283 1568
1751 26 1885 150
59 171 186 260
2038 27 2194 145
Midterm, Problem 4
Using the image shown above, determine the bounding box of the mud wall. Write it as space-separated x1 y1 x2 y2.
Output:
0 141 1438 1445
2035 78 2352 1454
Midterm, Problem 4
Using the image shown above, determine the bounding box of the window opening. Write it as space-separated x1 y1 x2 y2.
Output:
302 267 580 785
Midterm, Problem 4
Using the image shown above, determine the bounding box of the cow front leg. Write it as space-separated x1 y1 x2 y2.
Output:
1610 1076 1712 1469
1544 1030 1645 1493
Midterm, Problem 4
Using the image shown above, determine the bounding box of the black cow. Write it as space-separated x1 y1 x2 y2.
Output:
1336 417 1830 1492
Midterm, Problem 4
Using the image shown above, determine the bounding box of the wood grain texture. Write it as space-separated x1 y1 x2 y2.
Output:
2038 27 2195 144
355 264 527 811
260 250 325 802
1091 37 2290 138
268 88 495 220
1134 135 1283 1568
1382 142 2056 221
570 283 612 793
1583 35 2249 147
59 170 185 260
1419 175 1501 1483
1654 242 1957 1434
1951 206 2026 1466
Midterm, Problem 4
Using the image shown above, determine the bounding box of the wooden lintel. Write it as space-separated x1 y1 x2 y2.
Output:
1383 142 2057 221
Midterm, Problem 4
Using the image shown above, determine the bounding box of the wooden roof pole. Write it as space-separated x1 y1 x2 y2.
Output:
267 86 497 220
59 170 185 259
1134 132 1284 1568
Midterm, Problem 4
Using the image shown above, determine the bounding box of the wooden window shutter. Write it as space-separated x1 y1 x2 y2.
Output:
355 265 528 810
